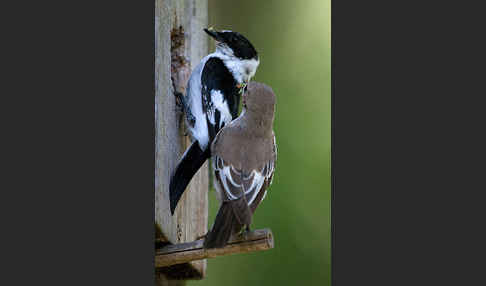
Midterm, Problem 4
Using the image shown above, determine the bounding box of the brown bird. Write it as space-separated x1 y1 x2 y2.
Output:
204 81 277 249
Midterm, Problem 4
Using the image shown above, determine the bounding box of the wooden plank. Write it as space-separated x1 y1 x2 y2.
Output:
155 0 208 282
155 229 274 268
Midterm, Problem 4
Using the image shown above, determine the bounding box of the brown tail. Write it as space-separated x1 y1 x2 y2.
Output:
203 198 252 249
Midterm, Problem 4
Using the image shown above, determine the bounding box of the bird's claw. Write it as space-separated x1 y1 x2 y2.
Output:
236 226 251 240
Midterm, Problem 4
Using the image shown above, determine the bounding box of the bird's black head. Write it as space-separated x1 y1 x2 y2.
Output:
204 28 258 60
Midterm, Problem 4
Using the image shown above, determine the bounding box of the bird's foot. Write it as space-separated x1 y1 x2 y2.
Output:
236 226 251 240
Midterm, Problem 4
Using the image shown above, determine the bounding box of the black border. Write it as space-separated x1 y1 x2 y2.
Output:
5 0 485 284
333 0 485 285
4 0 155 285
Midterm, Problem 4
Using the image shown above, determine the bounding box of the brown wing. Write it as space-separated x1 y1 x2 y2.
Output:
249 160 275 213
250 134 276 213
213 154 275 216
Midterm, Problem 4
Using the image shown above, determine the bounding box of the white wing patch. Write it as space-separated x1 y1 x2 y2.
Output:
270 135 277 185
219 165 240 200
213 156 274 207
208 90 232 129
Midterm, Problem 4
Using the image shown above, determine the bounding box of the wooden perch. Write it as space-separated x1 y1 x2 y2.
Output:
156 228 274 268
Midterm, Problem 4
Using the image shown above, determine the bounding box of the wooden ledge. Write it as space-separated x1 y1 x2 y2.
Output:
155 228 274 268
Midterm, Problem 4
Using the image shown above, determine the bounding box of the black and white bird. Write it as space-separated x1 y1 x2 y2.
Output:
204 82 277 249
170 28 260 215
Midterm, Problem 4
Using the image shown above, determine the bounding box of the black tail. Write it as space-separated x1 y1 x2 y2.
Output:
203 198 251 249
169 142 210 215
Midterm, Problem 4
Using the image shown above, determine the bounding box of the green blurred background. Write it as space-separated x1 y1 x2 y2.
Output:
190 0 331 285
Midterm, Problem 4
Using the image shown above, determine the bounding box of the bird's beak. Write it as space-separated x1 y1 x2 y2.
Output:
237 82 248 96
204 28 223 42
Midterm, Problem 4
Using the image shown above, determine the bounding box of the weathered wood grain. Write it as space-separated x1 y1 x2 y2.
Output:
155 229 274 268
155 0 208 283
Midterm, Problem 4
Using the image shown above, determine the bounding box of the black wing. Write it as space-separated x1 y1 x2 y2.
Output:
201 57 240 141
